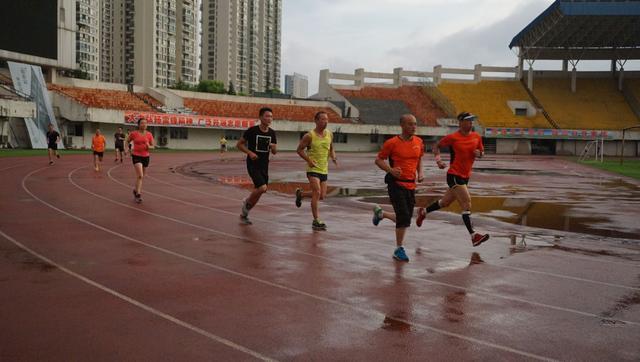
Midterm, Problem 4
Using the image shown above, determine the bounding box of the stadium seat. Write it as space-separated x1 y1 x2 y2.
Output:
437 80 550 129
533 78 639 130
336 86 445 126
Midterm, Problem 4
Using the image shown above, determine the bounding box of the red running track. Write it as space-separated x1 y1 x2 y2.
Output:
1 153 639 361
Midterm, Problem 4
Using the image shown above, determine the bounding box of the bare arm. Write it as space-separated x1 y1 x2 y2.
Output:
417 155 424 183
375 157 401 178
237 137 257 160
433 140 447 169
296 133 315 168
329 142 337 166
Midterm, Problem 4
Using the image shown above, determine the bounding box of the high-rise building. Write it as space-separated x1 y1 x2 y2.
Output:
78 0 199 88
201 0 281 95
285 72 308 98
76 0 101 80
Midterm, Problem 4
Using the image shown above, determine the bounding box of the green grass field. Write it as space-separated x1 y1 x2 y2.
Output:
579 158 640 180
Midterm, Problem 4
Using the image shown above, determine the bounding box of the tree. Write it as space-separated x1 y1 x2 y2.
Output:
227 82 236 95
197 80 226 94
266 87 282 95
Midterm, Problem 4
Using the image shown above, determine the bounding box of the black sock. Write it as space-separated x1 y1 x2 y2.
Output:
426 200 442 213
462 211 474 234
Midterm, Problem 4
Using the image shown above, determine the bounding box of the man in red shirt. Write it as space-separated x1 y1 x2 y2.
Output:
416 112 490 246
372 114 424 262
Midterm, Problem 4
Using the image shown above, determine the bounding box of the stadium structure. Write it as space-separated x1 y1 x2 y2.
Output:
1 0 639 156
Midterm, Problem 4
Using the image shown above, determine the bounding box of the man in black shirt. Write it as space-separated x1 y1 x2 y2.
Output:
236 107 277 224
46 123 61 165
114 126 125 163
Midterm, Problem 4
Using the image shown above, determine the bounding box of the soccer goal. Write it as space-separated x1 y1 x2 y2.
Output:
579 138 604 162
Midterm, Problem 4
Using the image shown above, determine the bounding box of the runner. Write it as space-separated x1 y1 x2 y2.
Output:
416 112 490 247
372 114 424 262
295 111 337 230
91 129 106 172
127 118 154 203
46 124 61 165
219 136 228 161
236 107 277 224
114 126 126 163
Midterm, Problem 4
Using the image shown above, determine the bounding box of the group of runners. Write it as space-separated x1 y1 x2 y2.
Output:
235 107 489 261
45 107 489 261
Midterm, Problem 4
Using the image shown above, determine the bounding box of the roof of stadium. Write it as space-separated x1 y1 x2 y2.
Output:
509 0 640 60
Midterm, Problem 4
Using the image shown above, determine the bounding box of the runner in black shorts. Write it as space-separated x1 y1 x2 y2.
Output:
236 107 277 224
46 124 61 165
127 119 155 203
114 126 125 163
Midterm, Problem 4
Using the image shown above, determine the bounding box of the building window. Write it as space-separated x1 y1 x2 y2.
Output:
515 108 528 116
224 130 242 141
67 122 84 136
170 127 188 139
334 133 348 144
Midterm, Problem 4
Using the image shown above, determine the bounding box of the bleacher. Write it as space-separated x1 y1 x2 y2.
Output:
532 78 639 130
183 98 346 123
437 80 551 128
336 85 445 126
48 84 158 112
345 98 411 125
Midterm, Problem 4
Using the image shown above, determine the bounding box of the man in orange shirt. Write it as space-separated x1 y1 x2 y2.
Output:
372 114 424 262
92 129 106 172
416 112 490 246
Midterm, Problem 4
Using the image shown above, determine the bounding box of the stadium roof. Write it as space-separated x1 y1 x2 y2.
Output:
509 0 640 60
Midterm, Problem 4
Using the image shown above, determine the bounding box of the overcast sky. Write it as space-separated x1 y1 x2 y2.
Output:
280 0 638 94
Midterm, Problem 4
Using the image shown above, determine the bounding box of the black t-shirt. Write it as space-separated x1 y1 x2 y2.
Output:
114 132 125 145
46 130 59 145
242 125 277 167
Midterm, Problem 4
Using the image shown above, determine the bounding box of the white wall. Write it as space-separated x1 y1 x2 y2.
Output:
496 139 531 154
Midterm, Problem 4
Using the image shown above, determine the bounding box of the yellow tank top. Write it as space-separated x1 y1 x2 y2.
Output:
306 129 332 174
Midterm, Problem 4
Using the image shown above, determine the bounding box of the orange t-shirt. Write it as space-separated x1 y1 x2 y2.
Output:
438 131 483 179
377 135 424 190
92 135 106 152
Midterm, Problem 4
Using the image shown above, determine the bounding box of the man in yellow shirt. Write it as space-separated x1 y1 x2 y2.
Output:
92 129 106 172
295 111 337 230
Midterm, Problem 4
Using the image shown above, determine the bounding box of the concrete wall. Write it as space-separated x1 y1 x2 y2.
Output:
496 139 531 155
0 99 36 118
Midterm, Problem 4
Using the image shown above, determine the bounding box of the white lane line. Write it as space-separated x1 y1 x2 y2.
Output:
24 166 558 361
67 166 640 328
0 162 26 172
0 228 277 362
110 166 640 291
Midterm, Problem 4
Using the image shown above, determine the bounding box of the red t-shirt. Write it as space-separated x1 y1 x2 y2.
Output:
377 135 424 190
130 131 154 157
438 131 483 179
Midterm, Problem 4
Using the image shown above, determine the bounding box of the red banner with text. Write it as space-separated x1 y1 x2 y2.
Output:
124 111 257 130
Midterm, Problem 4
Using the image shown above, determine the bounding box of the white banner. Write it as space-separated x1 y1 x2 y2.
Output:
8 61 62 149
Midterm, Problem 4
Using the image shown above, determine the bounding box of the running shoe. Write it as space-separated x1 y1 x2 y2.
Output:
133 189 142 203
241 199 250 218
416 207 426 227
56 154 60 159
295 188 302 208
240 215 252 225
312 219 327 230
49 161 54 165
393 246 409 262
471 232 490 247
372 205 383 226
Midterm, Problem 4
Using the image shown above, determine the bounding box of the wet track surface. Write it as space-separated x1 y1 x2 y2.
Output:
1 152 639 361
